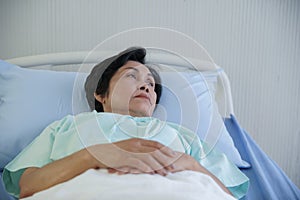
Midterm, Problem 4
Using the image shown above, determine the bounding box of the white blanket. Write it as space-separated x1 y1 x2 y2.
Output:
22 169 236 200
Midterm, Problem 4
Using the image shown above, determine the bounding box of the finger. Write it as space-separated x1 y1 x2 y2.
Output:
150 149 180 169
141 140 176 157
113 166 131 175
159 145 178 158
117 171 128 175
164 164 175 171
141 139 165 149
115 167 148 175
129 168 143 174
125 153 172 176
155 168 168 176
123 157 153 173
137 153 166 173
107 168 118 173
113 139 161 154
130 145 160 154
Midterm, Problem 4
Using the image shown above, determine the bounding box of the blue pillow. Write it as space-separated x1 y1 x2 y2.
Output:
0 61 78 170
152 70 250 168
0 60 249 170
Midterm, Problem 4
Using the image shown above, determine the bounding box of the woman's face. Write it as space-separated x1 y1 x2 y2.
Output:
95 61 157 117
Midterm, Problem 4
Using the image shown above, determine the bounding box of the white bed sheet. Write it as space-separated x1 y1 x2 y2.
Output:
22 169 236 200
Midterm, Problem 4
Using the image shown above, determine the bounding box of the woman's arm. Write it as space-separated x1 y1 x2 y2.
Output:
19 138 177 198
19 148 92 198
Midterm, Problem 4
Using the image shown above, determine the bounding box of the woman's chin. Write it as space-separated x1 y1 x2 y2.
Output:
129 108 153 117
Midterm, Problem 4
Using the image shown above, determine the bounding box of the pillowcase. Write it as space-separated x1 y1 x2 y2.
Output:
152 69 249 168
0 60 249 170
0 61 78 170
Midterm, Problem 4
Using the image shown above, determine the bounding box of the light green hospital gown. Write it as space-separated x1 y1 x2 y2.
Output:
3 111 249 199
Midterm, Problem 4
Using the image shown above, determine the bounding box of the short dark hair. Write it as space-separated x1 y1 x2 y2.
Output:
84 47 162 112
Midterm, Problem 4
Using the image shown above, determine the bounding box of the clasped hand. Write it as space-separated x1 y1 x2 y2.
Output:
87 138 201 176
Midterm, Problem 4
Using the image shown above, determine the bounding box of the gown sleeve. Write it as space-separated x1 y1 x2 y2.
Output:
2 115 76 198
167 122 249 199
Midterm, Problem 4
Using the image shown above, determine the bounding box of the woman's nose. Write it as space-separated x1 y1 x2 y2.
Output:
139 85 149 93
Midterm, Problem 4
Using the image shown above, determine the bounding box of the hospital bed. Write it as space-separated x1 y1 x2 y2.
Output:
1 50 299 200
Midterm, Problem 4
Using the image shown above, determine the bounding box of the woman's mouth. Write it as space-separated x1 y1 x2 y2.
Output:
134 94 152 104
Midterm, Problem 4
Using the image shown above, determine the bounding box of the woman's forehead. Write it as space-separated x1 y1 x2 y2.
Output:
119 61 152 75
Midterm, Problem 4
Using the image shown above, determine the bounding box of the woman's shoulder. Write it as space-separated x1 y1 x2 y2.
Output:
165 121 198 137
46 111 98 133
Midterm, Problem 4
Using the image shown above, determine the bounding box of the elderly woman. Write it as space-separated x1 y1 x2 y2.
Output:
3 47 248 199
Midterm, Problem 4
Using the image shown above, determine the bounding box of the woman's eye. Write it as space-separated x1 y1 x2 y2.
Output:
127 73 136 79
148 82 155 87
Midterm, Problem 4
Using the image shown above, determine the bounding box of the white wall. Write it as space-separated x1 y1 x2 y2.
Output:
1 0 299 187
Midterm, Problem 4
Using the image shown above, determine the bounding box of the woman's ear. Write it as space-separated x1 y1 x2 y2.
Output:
94 93 106 104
